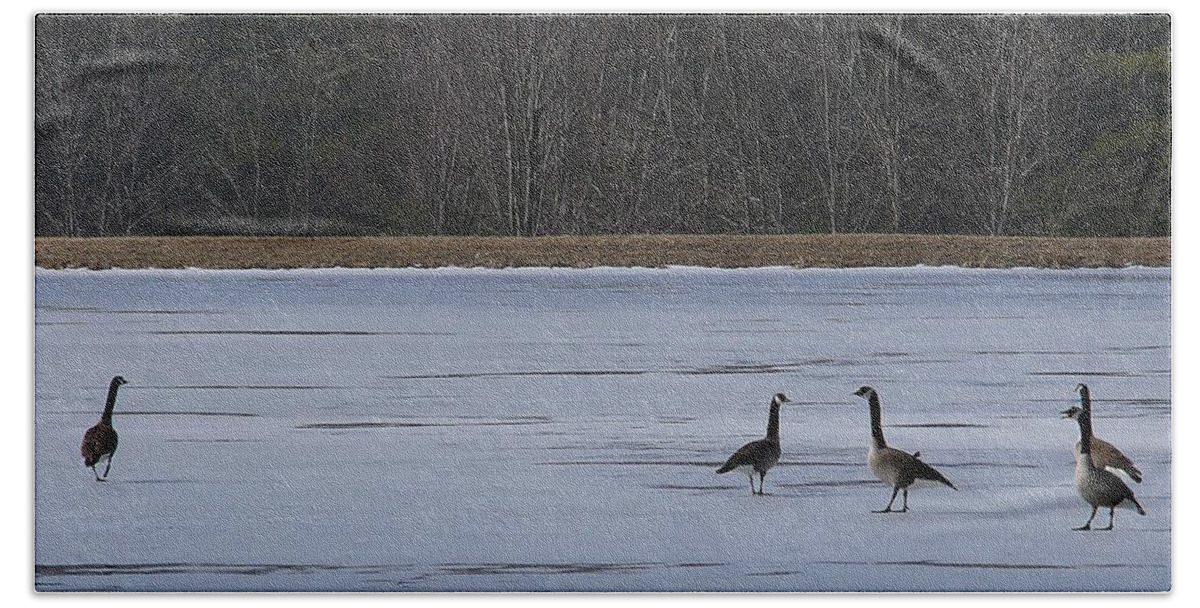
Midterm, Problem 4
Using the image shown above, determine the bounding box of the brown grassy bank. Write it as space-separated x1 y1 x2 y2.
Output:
34 234 1170 270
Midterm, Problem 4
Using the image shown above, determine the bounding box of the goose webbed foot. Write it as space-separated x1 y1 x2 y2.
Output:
1100 508 1116 531
1075 506 1099 531
874 487 901 513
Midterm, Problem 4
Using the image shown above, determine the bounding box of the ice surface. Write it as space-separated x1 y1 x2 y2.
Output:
33 266 1170 591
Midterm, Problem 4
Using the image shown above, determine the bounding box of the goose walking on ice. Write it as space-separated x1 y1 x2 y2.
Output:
716 393 790 495
1061 383 1143 483
852 386 956 513
1067 389 1146 531
81 376 127 482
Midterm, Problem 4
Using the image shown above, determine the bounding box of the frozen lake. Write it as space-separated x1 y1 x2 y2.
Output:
33 266 1171 592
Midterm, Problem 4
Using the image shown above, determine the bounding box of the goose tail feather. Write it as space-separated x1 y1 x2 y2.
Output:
916 461 956 490
1131 497 1147 516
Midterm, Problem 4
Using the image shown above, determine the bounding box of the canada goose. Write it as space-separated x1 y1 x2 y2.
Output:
852 386 956 513
1061 384 1143 483
1067 391 1146 531
81 376 126 482
716 393 790 495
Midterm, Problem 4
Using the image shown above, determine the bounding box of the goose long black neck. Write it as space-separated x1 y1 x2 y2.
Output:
1078 385 1092 413
1075 408 1093 456
766 400 781 441
101 378 122 425
868 392 887 450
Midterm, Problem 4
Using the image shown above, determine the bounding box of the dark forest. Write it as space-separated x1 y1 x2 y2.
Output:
34 14 1170 238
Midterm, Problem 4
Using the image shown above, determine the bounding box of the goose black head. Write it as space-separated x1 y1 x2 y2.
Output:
1064 405 1090 425
852 386 875 399
773 392 791 405
111 376 128 386
1075 383 1089 396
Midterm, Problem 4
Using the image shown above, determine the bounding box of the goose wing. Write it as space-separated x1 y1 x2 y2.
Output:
1089 437 1143 483
716 438 777 473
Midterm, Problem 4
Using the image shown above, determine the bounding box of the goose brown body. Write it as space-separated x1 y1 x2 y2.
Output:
868 445 956 492
81 424 118 468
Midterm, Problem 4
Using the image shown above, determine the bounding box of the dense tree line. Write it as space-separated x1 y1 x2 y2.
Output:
34 14 1170 237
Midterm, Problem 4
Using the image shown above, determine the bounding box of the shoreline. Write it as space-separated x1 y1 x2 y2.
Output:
33 235 1171 270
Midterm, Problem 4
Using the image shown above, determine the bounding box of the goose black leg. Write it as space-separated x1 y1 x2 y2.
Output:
91 465 103 482
1099 507 1115 531
102 455 113 480
874 487 901 513
899 488 910 513
758 472 767 495
1075 506 1098 531
748 474 756 495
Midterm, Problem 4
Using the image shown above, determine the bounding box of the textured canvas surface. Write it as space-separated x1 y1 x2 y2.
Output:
33 14 1170 593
